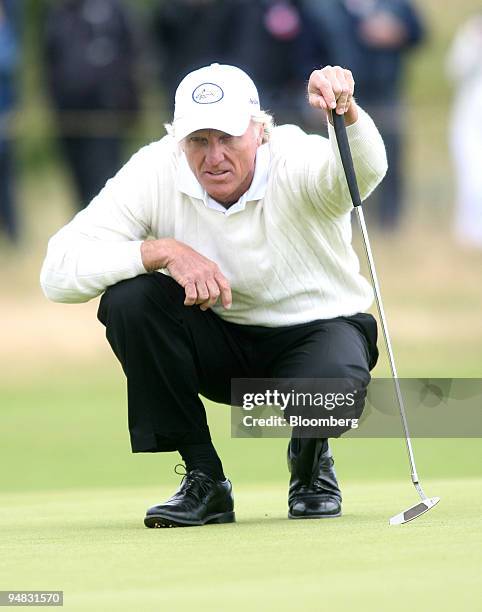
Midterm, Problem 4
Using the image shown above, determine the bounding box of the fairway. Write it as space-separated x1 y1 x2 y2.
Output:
1 478 480 611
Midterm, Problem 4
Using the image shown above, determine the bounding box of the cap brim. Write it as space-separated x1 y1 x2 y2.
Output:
174 110 251 142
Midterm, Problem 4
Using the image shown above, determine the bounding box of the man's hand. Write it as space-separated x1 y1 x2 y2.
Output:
141 238 232 311
308 66 358 125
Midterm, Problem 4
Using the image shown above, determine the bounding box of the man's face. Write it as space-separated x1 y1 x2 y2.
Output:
182 122 263 206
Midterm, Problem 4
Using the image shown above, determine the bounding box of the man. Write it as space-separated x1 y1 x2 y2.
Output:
0 0 20 243
302 0 425 229
40 63 387 527
43 0 140 209
152 0 233 111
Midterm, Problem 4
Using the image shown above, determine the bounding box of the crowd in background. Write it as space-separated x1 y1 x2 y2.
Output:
3 0 478 248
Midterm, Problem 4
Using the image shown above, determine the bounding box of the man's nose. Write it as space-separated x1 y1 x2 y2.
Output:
205 142 224 166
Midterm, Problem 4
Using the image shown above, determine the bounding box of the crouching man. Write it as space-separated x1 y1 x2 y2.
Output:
40 63 386 527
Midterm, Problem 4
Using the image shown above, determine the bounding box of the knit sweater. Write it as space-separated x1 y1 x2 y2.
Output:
40 108 387 327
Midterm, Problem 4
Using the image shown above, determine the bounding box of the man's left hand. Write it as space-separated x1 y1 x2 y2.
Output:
308 66 358 125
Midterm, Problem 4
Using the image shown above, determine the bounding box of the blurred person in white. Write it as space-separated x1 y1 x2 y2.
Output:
447 13 482 248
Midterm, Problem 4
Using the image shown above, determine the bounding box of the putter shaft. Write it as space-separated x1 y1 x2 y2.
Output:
331 110 435 507
355 206 426 500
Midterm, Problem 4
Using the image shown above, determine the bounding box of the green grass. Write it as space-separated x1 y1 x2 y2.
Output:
2 2 482 608
1 479 480 612
1 370 481 493
1 373 481 611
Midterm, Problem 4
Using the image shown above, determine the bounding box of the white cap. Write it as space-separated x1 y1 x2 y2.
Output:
173 63 261 142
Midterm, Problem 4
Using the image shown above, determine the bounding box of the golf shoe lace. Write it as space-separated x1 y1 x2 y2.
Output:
173 464 213 499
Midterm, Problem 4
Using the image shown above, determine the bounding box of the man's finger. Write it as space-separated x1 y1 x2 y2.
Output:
319 77 338 109
215 273 232 309
336 88 350 114
200 278 221 311
336 68 353 114
344 70 355 112
183 280 197 306
195 280 209 304
344 68 355 93
308 92 328 110
309 71 337 109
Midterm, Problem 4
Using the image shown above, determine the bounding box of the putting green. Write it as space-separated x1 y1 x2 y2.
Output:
2 374 481 610
1 478 480 612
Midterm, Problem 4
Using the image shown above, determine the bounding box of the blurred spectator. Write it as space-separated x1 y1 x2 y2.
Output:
153 0 317 125
446 13 482 248
44 0 140 210
224 0 318 125
152 0 233 112
0 0 19 243
302 0 425 229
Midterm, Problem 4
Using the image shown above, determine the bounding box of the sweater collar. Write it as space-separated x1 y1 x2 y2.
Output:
176 143 270 216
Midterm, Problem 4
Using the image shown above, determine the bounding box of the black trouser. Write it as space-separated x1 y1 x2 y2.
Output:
97 273 379 452
360 98 403 230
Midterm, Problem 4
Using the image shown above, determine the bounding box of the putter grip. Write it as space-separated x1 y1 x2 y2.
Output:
332 112 362 208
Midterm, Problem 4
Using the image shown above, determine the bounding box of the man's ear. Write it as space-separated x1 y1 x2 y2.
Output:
257 125 264 146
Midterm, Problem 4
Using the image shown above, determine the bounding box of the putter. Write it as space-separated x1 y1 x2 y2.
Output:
331 110 440 525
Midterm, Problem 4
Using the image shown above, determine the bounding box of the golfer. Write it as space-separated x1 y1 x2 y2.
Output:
40 63 387 527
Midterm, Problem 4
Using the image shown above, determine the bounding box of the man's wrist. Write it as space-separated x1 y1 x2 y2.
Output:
141 238 173 272
327 100 359 127
344 100 359 126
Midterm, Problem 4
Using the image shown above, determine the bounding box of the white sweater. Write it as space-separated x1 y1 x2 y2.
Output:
40 108 387 327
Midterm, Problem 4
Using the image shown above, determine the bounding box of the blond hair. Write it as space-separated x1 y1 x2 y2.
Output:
164 110 275 143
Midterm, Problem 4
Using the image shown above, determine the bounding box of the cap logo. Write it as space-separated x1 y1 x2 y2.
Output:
192 83 224 104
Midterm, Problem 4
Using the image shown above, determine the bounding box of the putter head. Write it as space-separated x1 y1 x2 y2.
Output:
389 496 440 525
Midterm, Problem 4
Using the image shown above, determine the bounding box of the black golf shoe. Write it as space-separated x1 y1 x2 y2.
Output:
288 438 342 519
144 469 235 528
